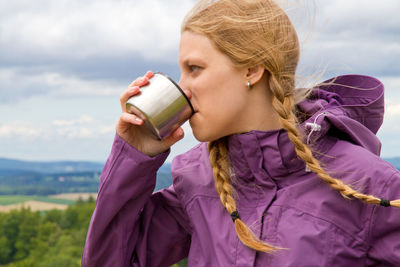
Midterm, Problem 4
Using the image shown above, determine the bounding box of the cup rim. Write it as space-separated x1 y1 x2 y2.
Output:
155 72 194 115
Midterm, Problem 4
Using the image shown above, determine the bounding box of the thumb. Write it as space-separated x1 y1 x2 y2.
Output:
161 127 185 148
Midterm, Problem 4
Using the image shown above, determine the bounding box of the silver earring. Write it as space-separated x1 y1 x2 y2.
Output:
247 81 252 90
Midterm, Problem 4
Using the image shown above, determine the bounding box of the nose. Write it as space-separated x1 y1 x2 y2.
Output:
182 88 192 100
178 77 192 100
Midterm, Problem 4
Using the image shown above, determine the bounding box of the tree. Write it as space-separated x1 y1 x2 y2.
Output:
1 210 23 262
0 199 96 266
0 235 12 264
13 208 40 261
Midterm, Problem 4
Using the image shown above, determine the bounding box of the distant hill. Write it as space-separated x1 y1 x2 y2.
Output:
0 157 173 195
0 157 105 174
155 164 172 191
383 157 400 170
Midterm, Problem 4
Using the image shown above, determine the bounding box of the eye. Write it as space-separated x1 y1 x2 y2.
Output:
189 65 201 73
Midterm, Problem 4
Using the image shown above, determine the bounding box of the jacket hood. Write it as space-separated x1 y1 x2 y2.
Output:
297 74 384 156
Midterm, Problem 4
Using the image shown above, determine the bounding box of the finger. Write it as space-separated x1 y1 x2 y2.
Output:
129 77 148 88
161 127 184 149
120 86 140 111
120 112 144 125
129 73 152 88
128 77 140 87
144 70 154 79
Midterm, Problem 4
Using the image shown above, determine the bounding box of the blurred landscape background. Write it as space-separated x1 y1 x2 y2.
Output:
0 0 399 266
0 158 180 266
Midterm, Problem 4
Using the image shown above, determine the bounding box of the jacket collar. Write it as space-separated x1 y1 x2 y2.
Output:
228 129 306 186
226 74 384 187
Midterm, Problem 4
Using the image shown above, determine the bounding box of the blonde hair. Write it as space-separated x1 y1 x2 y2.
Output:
182 0 400 253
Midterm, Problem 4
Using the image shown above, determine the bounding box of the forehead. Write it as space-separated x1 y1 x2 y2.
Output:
178 31 220 63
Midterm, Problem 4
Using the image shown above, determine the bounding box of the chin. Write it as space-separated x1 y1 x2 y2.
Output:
192 130 210 142
192 128 224 143
190 117 225 142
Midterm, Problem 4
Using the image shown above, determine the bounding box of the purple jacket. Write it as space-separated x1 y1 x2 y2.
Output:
82 75 400 266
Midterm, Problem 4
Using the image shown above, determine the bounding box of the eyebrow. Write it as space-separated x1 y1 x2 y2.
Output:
181 57 206 67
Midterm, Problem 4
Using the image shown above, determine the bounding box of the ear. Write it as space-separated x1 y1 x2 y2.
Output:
245 65 265 86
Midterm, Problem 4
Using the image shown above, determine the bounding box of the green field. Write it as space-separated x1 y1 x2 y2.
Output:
0 195 75 205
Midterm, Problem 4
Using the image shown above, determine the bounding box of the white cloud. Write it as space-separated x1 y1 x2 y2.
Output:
52 115 94 127
387 103 400 117
374 76 400 157
382 100 400 133
44 72 124 97
0 121 46 139
0 114 114 140
377 76 400 126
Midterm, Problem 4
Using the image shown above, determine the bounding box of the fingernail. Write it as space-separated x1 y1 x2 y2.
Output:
135 117 143 123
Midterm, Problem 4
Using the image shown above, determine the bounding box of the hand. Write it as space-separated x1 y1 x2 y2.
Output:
116 71 185 157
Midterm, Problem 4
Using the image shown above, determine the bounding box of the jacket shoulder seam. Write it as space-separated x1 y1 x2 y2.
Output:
183 194 220 213
272 203 369 245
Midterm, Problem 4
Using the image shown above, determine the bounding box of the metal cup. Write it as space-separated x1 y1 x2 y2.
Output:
126 72 194 140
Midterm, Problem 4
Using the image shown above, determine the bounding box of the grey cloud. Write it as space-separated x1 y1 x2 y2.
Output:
299 39 400 79
56 55 182 82
0 0 188 103
0 55 181 104
0 68 53 103
293 0 400 79
0 0 399 104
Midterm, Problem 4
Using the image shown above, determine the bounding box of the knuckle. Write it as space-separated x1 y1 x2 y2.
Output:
133 77 142 84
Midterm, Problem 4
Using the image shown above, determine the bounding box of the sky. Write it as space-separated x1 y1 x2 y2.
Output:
0 0 399 163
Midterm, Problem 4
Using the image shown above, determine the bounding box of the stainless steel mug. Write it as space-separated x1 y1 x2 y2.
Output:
126 72 194 140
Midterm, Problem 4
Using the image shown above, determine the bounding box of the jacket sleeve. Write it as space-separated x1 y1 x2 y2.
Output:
366 170 400 266
81 134 192 267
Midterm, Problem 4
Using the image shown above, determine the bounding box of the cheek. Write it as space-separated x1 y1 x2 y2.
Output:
196 81 247 123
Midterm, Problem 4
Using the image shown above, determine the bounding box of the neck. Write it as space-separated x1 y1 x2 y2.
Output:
235 80 283 134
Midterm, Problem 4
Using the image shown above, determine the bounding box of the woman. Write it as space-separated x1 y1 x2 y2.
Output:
82 0 400 266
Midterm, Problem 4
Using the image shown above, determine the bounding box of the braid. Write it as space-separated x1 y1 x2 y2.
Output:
208 139 280 252
209 138 236 212
268 75 400 208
